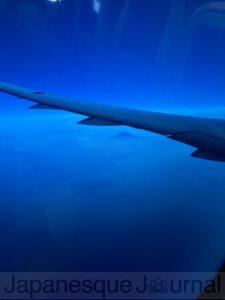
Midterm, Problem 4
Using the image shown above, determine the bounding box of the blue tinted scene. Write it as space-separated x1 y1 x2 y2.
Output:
0 0 225 296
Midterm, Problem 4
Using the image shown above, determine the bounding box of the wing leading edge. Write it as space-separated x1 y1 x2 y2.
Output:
1 82 225 162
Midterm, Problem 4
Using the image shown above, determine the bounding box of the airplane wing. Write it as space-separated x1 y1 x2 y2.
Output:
0 82 225 162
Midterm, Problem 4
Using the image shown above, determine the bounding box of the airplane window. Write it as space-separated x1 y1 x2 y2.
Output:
2 2 225 299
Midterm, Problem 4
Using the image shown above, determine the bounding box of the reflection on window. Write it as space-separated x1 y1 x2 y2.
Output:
184 23 225 101
48 0 62 3
119 0 172 63
79 0 99 36
185 0 212 18
93 0 101 14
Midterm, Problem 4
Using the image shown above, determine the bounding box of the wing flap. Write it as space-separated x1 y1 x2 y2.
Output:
78 117 121 126
29 104 60 110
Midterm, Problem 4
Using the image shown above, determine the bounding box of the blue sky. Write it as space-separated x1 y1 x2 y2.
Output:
1 0 225 114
